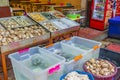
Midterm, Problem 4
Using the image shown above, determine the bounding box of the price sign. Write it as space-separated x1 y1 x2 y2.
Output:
18 48 29 54
48 64 60 74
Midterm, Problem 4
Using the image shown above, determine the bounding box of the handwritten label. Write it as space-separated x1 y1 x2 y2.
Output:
48 64 60 74
18 48 29 54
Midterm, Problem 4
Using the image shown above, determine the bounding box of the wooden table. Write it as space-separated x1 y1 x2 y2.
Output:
44 5 74 11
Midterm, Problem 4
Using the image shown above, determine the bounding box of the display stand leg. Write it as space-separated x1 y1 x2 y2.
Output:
77 29 80 36
1 54 8 80
49 38 53 44
0 76 2 80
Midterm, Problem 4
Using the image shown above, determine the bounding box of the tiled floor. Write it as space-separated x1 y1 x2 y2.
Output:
0 28 120 80
78 28 104 39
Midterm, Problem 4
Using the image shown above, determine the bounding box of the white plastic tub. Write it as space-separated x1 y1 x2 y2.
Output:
61 36 102 59
43 42 88 73
60 37 102 71
9 46 65 80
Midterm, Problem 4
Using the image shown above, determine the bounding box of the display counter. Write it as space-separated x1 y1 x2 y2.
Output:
0 11 80 80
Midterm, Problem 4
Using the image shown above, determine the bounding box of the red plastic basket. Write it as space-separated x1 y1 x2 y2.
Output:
83 59 118 80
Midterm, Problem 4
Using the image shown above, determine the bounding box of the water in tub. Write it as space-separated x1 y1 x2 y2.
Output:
68 41 91 50
49 48 75 62
23 54 56 72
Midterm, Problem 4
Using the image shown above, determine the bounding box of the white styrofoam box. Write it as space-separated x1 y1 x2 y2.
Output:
43 42 87 73
9 46 65 80
61 36 102 59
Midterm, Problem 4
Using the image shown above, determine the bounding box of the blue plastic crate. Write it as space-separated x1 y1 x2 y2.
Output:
109 16 120 24
108 25 120 39
60 70 94 80
108 16 120 39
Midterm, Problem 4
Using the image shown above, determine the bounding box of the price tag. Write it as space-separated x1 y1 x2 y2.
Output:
93 45 99 50
18 48 29 54
48 64 60 74
74 54 83 61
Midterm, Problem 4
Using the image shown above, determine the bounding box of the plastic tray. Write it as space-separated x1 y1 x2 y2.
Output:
51 26 80 38
9 46 65 80
60 70 94 80
0 25 50 53
61 36 102 58
43 42 87 73
13 16 37 27
99 48 120 67
40 21 60 32
60 18 80 27
49 10 66 18
0 17 20 29
28 13 48 23
41 12 56 20
49 19 80 37
51 19 69 29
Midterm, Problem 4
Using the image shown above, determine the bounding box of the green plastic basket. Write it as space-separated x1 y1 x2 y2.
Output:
66 14 80 20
